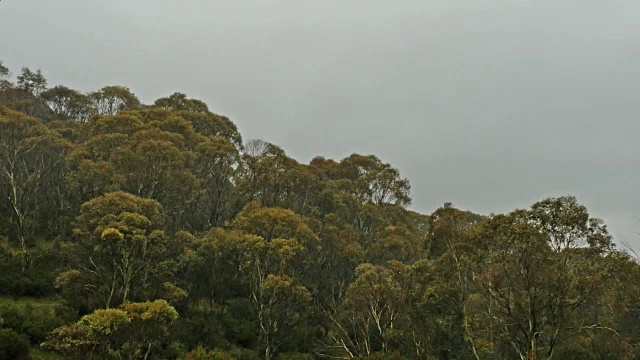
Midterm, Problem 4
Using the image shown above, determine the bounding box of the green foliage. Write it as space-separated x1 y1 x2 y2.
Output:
154 92 209 113
0 246 30 295
0 300 77 344
43 300 178 359
0 328 30 360
40 85 94 121
90 85 140 115
16 67 47 96
57 191 179 310
0 61 9 79
182 346 237 360
0 106 74 269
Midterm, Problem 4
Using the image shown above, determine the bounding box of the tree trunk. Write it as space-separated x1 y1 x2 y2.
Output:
264 342 272 360
19 233 30 271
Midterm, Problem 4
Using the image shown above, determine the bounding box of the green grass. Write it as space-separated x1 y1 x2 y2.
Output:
0 295 62 309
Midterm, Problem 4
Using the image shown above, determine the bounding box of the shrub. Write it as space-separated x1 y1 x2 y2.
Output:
0 328 30 360
182 346 237 360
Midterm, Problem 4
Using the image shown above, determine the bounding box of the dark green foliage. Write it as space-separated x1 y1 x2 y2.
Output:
40 85 94 121
224 299 259 348
0 247 26 295
182 346 237 360
0 245 57 297
0 329 30 360
16 67 47 96
0 302 77 344
0 62 9 79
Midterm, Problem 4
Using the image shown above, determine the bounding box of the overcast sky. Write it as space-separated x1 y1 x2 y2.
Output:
2 0 639 246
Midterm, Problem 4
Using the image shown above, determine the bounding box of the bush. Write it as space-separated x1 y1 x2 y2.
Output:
0 328 30 360
224 298 258 347
227 347 260 360
21 303 77 343
0 246 23 296
172 311 227 350
0 302 77 344
182 346 237 360
0 245 57 297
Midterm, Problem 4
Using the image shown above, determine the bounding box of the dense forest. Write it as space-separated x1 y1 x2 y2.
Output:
0 61 639 360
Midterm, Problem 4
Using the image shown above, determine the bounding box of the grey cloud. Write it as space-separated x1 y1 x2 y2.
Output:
2 0 639 244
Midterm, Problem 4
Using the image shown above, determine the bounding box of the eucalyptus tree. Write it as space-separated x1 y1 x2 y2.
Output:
57 191 182 310
90 85 140 115
41 85 95 121
16 67 47 96
0 106 73 269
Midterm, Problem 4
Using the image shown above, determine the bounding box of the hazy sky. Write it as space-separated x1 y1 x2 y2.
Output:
2 0 639 246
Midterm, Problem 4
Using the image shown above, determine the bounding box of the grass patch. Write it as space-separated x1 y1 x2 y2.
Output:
0 295 61 309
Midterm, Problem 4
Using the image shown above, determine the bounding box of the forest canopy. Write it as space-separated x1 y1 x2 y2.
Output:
1 63 639 360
